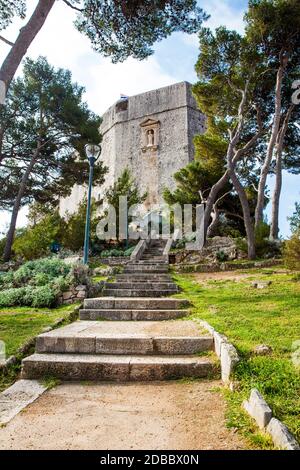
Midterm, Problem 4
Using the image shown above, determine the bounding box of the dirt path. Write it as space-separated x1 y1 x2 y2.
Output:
0 380 246 450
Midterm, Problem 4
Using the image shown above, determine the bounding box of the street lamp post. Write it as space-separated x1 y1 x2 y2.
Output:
83 144 101 265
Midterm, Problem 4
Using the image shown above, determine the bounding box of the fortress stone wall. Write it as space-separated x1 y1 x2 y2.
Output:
59 81 206 216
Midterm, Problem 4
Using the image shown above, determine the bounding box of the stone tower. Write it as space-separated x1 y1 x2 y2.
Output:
59 81 205 215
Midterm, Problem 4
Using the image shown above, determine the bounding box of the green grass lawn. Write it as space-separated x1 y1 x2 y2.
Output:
0 304 79 392
0 304 79 357
174 269 300 448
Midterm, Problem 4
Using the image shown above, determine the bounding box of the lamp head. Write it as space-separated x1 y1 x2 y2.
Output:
85 144 101 165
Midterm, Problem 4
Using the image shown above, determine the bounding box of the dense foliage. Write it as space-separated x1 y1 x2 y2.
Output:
0 257 89 307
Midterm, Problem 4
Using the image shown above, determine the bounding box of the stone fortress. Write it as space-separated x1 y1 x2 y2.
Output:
59 81 206 216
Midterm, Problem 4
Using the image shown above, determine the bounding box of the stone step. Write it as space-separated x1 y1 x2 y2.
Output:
35 321 214 355
79 308 189 321
84 297 189 310
115 275 172 282
137 259 167 263
140 255 166 259
124 266 169 273
21 354 216 381
105 282 178 290
102 289 177 297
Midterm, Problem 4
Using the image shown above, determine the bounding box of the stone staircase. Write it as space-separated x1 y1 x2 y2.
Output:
21 239 218 381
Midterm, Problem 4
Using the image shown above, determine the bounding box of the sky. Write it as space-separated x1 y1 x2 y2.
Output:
0 0 299 237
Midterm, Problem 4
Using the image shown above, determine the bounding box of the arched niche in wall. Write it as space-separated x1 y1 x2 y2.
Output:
140 118 160 152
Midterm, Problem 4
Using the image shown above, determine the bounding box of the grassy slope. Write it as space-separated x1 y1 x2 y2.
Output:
0 304 79 392
174 269 300 448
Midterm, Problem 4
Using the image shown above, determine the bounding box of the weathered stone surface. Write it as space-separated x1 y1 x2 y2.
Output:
253 344 273 356
60 82 205 215
131 309 187 321
266 418 300 450
243 389 272 429
21 354 215 382
80 308 188 321
103 288 178 297
34 320 212 356
251 281 272 289
214 331 227 358
154 336 214 355
129 356 214 381
62 291 73 301
220 342 239 382
0 380 46 425
96 337 154 355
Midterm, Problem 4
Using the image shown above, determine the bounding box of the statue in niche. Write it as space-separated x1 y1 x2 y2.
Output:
146 129 155 147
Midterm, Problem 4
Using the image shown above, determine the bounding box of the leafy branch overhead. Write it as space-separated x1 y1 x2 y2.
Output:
0 0 208 99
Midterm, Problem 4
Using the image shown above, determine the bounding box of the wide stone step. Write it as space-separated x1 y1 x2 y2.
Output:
84 297 189 310
105 282 178 290
35 321 214 355
80 308 189 321
115 275 172 282
21 354 216 381
124 265 169 273
136 255 168 265
102 289 177 297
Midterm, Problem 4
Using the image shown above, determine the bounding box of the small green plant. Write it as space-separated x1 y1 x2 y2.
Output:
42 376 61 389
216 250 229 262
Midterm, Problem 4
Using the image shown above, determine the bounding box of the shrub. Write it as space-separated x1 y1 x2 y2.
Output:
124 246 135 256
216 250 229 262
11 258 71 287
0 258 74 308
100 248 125 258
284 231 300 271
62 200 100 252
23 285 57 308
12 212 63 260
0 287 27 307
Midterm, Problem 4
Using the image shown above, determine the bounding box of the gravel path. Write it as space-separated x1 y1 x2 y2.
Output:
0 380 246 450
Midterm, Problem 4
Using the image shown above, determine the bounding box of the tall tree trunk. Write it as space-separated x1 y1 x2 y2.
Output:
269 104 294 240
0 0 55 101
228 161 256 259
270 147 282 241
204 171 229 237
3 145 41 261
255 55 287 228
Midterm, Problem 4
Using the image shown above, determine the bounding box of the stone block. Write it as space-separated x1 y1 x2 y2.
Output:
96 336 154 355
0 379 46 425
266 418 300 450
243 389 272 429
220 342 239 382
214 331 227 357
154 336 213 355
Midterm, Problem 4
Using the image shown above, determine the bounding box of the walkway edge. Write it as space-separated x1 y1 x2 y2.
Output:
0 379 46 426
195 320 239 383
197 320 300 450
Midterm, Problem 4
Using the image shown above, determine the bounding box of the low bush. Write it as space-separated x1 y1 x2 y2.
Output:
0 287 28 307
0 258 71 289
216 250 229 262
100 246 135 258
284 231 300 271
0 258 76 308
24 285 57 308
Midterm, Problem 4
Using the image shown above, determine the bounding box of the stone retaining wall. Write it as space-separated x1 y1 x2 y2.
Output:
173 259 282 273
